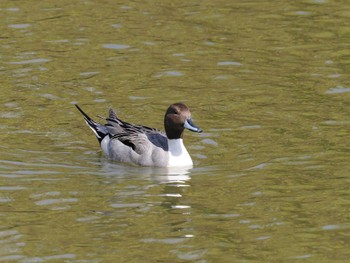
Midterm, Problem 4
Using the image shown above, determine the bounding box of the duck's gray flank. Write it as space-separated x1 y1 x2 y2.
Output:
75 102 202 167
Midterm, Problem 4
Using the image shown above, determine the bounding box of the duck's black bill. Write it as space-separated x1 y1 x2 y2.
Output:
184 118 202 133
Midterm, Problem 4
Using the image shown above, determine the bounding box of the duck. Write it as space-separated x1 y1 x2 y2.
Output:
75 102 202 167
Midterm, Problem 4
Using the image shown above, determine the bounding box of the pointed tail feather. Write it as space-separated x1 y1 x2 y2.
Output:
109 108 118 120
75 104 108 143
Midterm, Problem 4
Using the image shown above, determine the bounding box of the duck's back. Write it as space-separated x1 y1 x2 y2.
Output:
100 109 170 166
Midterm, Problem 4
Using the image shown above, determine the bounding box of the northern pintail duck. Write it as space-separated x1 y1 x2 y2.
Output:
75 103 202 167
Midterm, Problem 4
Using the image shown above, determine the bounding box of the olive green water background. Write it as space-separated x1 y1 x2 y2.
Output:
1 0 350 262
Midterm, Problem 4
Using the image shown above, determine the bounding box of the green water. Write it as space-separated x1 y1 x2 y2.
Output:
1 0 350 262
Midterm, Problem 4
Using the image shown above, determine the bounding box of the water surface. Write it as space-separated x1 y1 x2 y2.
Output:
1 0 350 262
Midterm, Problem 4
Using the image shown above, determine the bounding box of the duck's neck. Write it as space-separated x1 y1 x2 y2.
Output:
167 139 193 167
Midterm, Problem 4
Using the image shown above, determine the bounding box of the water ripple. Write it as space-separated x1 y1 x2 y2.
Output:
102 43 130 50
325 86 350 94
217 61 242 66
8 23 31 29
34 198 78 206
8 58 50 65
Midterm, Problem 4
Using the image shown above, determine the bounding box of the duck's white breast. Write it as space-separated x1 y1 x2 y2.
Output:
167 139 193 167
